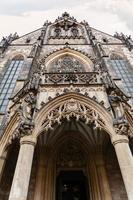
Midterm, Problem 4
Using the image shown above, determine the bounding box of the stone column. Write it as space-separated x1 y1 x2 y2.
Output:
8 136 37 200
34 149 47 200
95 153 112 200
0 152 7 183
44 156 56 200
111 134 133 200
87 155 101 200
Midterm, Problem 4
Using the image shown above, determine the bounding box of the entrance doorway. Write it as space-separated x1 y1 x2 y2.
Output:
56 170 89 200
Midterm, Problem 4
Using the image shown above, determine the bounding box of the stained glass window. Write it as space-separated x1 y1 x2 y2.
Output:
110 54 133 103
0 55 24 112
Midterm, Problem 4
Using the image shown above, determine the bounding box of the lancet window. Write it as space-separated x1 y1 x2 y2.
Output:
0 55 24 112
110 54 133 99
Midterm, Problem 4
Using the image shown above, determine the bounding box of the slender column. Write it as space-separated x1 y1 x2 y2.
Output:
8 136 37 200
0 152 7 183
44 156 56 200
111 134 133 200
34 149 47 200
87 155 101 200
95 153 112 200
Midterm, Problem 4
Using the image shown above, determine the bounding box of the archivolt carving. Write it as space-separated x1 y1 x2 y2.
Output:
41 98 105 131
38 46 95 67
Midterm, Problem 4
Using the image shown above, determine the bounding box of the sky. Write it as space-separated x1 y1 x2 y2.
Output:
0 0 133 39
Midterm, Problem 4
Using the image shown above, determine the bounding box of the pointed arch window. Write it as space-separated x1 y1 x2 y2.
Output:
110 54 133 99
0 55 24 112
48 55 86 73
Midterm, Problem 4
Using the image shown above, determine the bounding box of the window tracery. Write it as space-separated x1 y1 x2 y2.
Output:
110 54 133 103
0 55 24 112
49 56 85 73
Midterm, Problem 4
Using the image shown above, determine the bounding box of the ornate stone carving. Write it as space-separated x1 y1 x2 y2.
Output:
8 91 37 143
42 98 105 131
71 26 79 38
96 42 107 57
48 12 83 39
0 32 19 53
54 26 61 37
49 56 85 73
114 120 129 136
28 72 41 90
114 32 133 51
29 42 40 58
55 12 77 23
44 72 98 84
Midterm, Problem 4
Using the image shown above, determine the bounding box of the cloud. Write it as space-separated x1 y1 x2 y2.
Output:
86 0 133 32
0 0 133 40
0 0 87 15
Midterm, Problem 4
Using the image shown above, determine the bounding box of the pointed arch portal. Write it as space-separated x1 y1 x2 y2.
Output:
34 92 114 137
32 93 114 200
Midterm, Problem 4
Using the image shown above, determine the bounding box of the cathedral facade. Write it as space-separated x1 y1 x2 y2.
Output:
0 12 133 200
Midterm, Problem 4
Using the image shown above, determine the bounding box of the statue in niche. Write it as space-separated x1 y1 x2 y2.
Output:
54 26 61 37
96 43 107 57
29 42 39 57
28 71 41 90
71 27 79 37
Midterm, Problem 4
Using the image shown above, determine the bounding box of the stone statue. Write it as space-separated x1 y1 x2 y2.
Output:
54 27 61 37
28 72 41 90
71 27 79 37
29 43 38 57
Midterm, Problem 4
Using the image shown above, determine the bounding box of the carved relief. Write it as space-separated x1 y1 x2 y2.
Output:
44 72 98 84
41 98 105 132
48 12 84 40
114 121 129 136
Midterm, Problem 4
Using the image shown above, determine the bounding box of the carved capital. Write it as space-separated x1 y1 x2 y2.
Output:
114 120 129 136
111 134 129 146
20 135 37 146
18 120 35 137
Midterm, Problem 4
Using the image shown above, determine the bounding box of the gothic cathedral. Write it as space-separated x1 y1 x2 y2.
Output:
0 12 133 200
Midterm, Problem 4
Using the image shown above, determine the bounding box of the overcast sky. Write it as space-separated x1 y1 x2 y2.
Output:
0 0 133 39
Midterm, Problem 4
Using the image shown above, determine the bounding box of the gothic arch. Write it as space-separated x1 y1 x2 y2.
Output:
0 112 21 156
33 92 115 137
8 53 26 61
40 48 94 72
0 93 115 156
109 51 126 60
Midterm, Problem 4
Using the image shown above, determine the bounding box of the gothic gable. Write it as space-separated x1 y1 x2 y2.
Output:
11 29 42 45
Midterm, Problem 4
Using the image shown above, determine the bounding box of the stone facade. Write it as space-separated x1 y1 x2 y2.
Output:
0 12 133 200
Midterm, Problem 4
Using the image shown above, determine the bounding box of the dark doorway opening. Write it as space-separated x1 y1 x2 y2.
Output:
56 170 89 200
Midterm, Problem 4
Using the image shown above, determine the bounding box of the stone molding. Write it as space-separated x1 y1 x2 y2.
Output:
111 134 129 146
20 136 37 146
